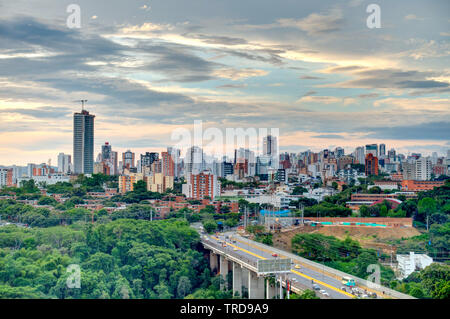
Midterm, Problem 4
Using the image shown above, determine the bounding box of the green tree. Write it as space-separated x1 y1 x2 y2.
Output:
177 276 192 298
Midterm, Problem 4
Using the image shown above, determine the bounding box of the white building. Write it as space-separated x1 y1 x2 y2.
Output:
57 153 72 174
302 187 337 202
396 252 433 279
244 193 302 208
415 157 432 181
184 146 205 176
0 168 12 188
17 174 70 186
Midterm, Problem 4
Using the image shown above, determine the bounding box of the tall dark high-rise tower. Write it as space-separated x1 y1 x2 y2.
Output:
73 109 95 174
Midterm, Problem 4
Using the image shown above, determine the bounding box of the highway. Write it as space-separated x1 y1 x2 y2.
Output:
202 230 357 299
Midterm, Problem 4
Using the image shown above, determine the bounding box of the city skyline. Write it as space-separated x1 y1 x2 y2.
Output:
0 0 449 166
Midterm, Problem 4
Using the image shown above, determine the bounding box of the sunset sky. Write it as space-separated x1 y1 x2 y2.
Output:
0 0 449 166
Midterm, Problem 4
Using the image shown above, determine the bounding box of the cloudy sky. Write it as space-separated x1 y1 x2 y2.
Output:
0 0 449 166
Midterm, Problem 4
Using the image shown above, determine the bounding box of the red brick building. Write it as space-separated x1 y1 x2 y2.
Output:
401 180 445 192
365 153 379 176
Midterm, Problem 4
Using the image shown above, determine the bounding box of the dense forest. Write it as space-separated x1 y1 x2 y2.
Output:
0 218 218 298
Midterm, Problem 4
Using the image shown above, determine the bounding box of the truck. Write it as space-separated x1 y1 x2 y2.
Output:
341 276 356 287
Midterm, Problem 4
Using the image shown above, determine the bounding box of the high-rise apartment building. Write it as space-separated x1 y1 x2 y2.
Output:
182 170 220 200
334 147 344 158
167 147 181 178
122 150 135 170
73 109 95 174
388 148 396 160
161 151 175 176
147 173 174 193
220 161 234 178
184 146 205 176
118 173 143 194
57 153 71 174
102 142 112 161
0 168 13 188
140 152 159 172
365 153 379 176
415 157 432 181
98 142 117 175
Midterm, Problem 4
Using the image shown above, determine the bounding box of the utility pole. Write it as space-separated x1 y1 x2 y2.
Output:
279 275 283 299
301 204 304 226
390 245 393 268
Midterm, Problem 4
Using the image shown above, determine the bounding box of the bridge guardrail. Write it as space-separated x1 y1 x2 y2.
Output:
234 235 415 299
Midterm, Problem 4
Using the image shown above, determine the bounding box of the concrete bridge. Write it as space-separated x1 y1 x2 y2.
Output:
202 235 306 299
198 228 415 299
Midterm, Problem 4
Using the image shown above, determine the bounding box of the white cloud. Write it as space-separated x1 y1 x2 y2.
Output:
404 14 424 21
277 8 344 35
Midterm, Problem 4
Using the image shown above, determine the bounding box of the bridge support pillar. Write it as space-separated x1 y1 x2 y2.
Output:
266 279 276 299
209 252 218 273
232 262 242 297
248 271 265 299
220 255 229 290
279 276 284 299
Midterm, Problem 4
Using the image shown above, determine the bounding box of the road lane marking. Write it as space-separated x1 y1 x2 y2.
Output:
232 236 387 299
211 235 354 298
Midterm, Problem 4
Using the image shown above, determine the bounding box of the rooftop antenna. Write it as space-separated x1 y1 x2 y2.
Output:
74 99 88 111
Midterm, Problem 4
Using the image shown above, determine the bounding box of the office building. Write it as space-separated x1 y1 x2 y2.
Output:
73 109 95 174
379 144 386 157
365 144 378 157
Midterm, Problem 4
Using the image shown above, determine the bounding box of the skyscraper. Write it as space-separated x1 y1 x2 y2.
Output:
354 146 365 164
263 135 277 156
365 144 378 157
184 146 205 176
73 110 95 174
140 152 159 171
101 142 112 161
167 147 181 177
379 144 386 157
